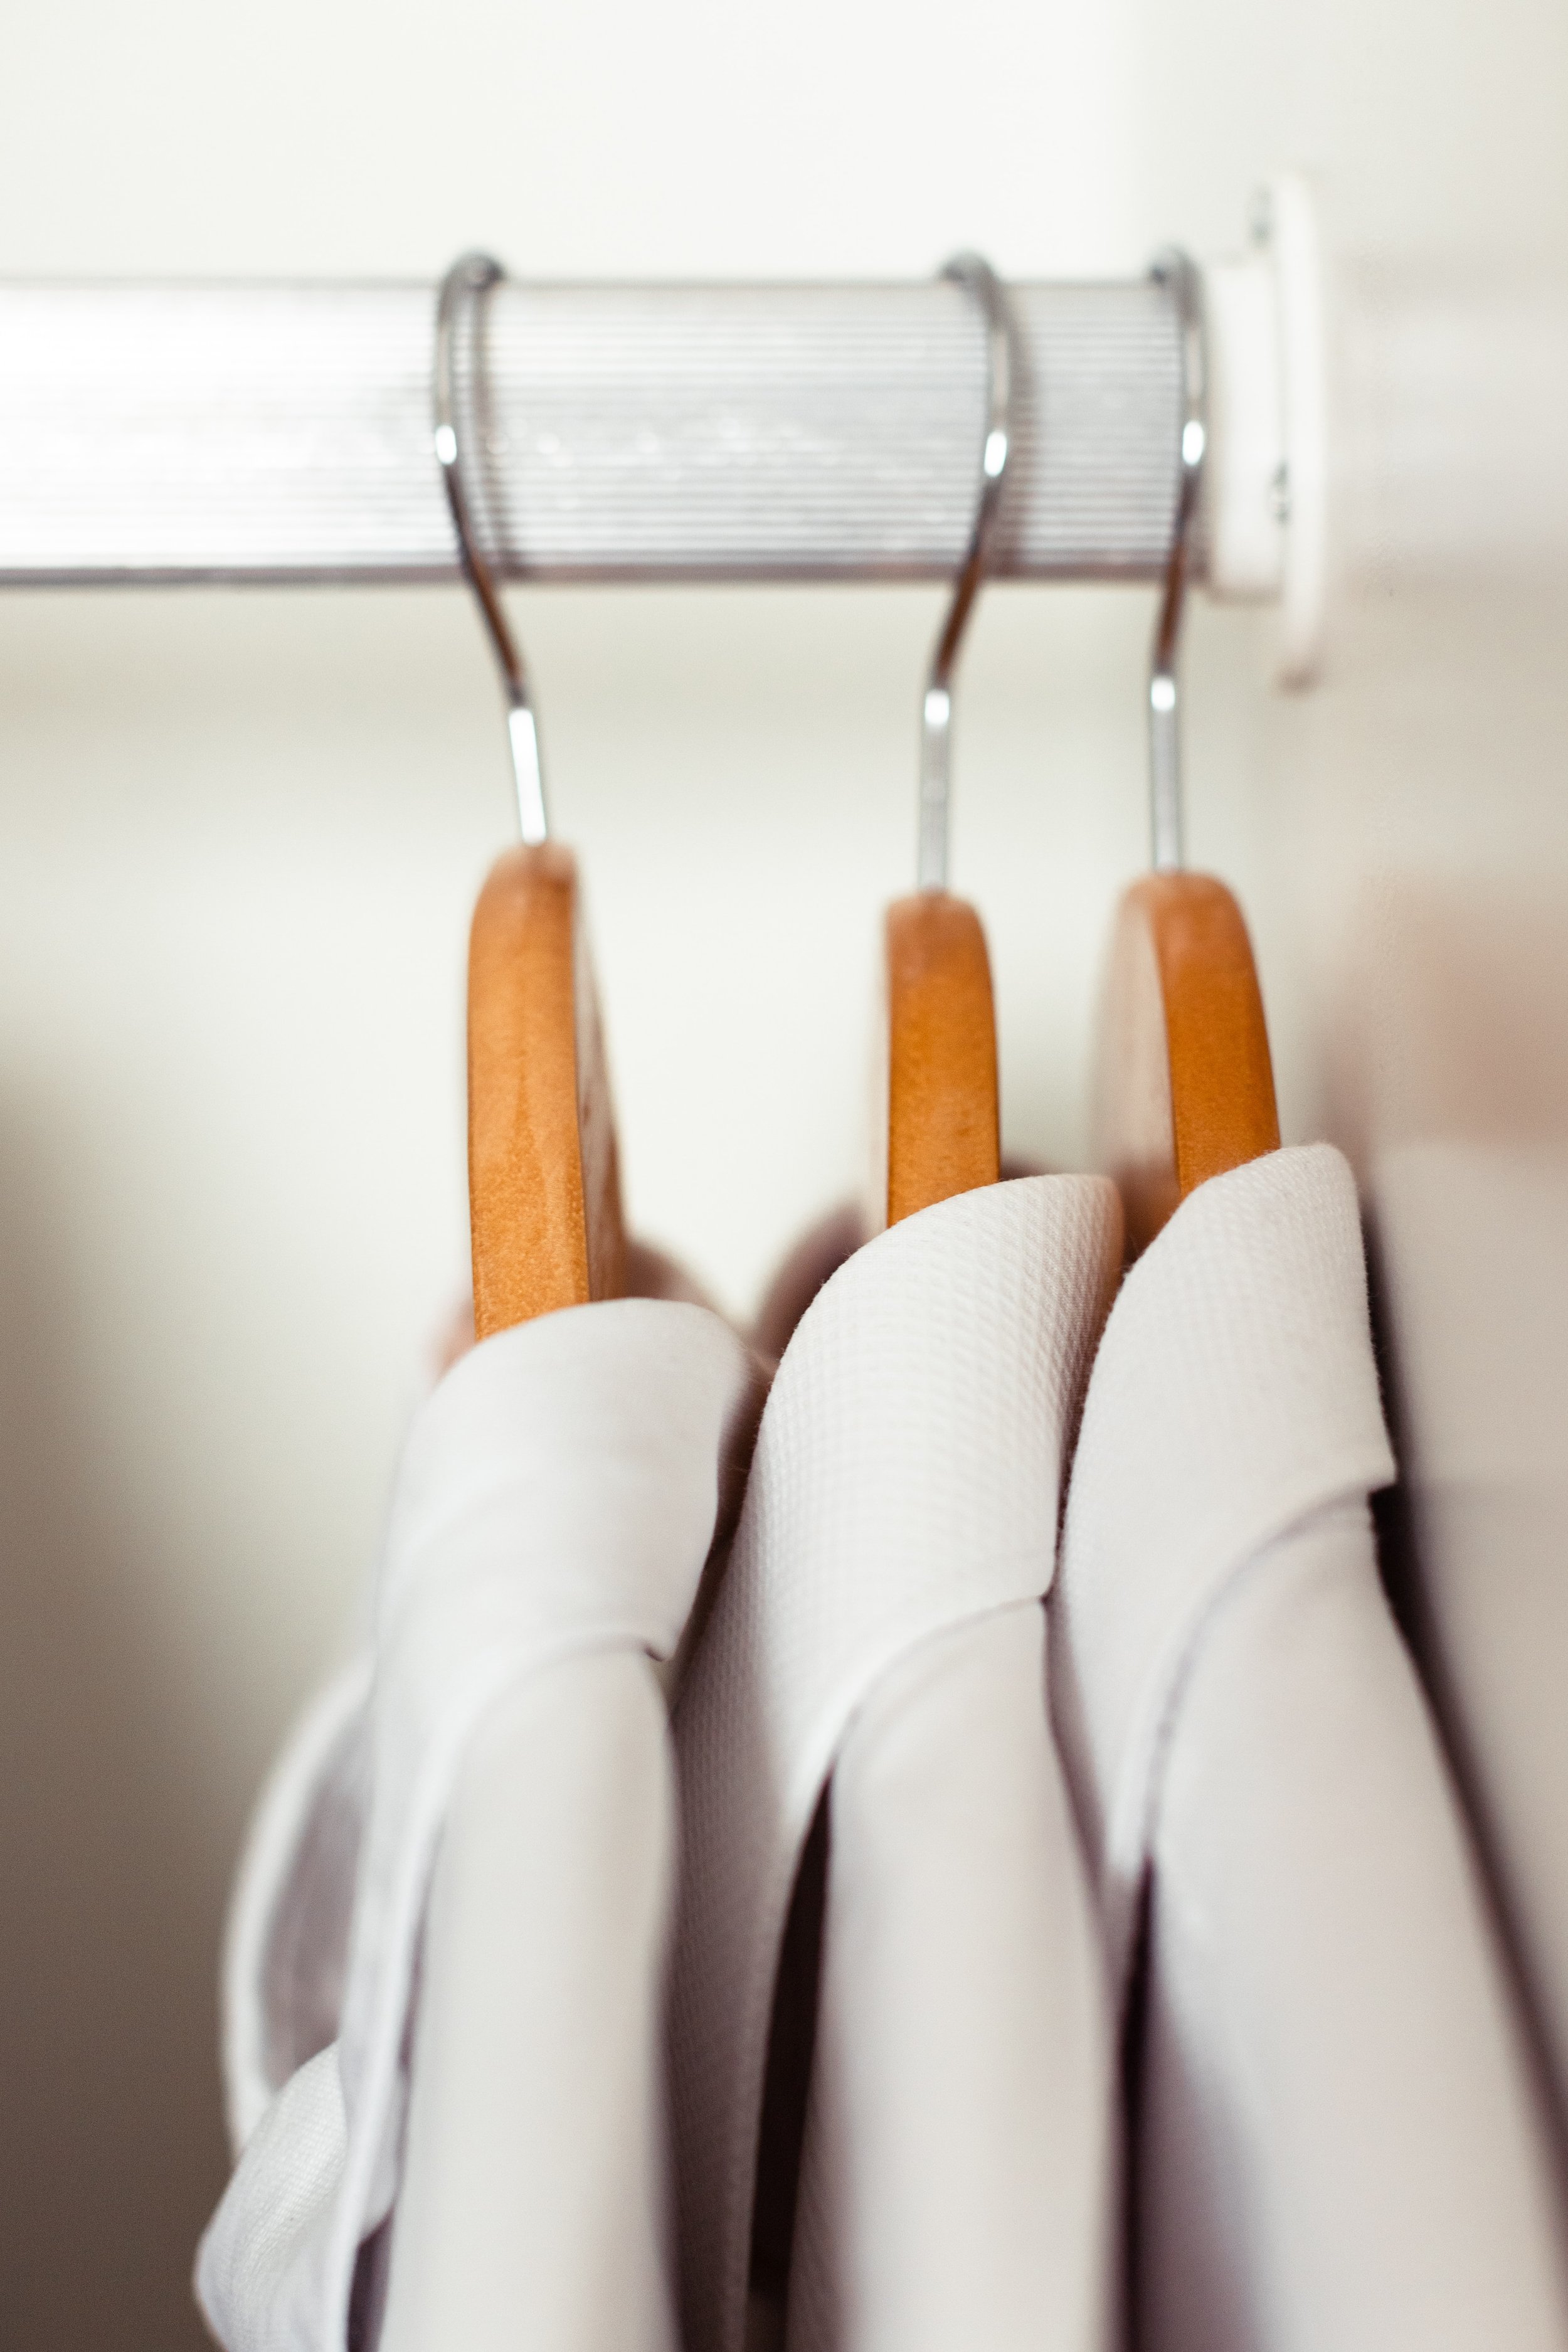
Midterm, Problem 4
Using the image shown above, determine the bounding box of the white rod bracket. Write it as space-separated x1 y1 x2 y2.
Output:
1202 171 1330 684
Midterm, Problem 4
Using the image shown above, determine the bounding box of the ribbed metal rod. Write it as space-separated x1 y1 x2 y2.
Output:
0 277 1185 586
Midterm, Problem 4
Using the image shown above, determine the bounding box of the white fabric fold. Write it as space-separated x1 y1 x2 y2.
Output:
670 1174 1123 2352
196 1296 758 2352
1051 1143 1568 2350
785 1604 1118 2352
220 1659 371 2157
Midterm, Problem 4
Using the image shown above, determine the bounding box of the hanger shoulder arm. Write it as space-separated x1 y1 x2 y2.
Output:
467 843 625 1338
881 892 1001 1229
1094 872 1279 1257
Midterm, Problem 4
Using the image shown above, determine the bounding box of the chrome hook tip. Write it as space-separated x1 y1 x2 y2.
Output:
434 250 549 846
917 252 1022 894
1146 247 1207 876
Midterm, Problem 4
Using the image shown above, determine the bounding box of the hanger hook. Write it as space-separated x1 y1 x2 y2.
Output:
918 252 1023 893
1148 247 1207 874
434 251 548 845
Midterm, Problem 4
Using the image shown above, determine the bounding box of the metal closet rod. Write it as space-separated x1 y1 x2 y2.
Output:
0 275 1192 588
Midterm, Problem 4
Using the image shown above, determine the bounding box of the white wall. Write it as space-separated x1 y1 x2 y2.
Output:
1 2 1566 2343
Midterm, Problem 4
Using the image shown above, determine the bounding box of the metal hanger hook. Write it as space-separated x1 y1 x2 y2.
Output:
1147 247 1207 874
917 252 1023 893
434 250 548 845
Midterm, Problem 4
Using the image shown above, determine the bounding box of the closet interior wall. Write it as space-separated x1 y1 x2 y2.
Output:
2 0 1567 2345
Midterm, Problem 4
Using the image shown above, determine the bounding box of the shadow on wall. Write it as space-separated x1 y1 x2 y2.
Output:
0 1104 228 2351
1332 879 1568 2197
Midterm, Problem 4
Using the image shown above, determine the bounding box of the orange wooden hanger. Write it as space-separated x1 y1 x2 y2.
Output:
437 253 626 1342
876 254 1020 1229
1093 250 1279 1260
751 261 1025 2329
381 255 632 2352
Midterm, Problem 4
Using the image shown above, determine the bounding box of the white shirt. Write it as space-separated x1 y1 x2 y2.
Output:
1050 1144 1568 2351
196 1297 758 2352
670 1174 1123 2352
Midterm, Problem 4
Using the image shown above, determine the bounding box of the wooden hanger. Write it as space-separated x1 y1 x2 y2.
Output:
874 253 1017 1230
749 257 1019 2332
436 253 626 1340
467 842 625 1335
383 248 633 2352
1092 250 1279 1260
882 892 999 1224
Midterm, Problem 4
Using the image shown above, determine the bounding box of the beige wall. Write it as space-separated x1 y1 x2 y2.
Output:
2 1 1567 2342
